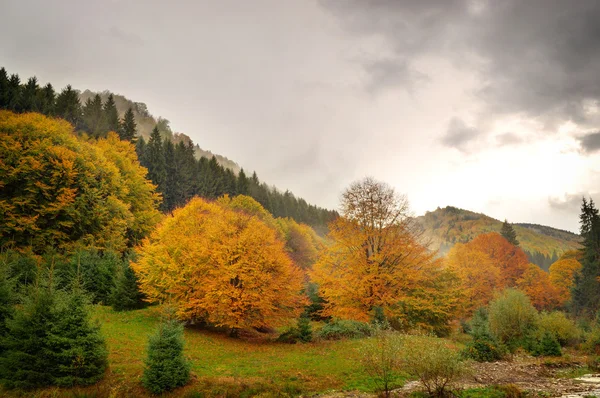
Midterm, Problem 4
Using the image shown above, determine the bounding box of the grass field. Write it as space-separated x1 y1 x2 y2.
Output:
4 305 397 397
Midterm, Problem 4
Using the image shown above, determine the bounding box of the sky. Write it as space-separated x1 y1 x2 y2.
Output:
2 0 600 232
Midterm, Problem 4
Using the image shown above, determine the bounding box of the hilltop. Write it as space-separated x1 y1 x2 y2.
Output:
416 206 581 270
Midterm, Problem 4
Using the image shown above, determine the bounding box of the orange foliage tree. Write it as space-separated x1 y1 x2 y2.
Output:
132 197 305 330
517 263 561 310
468 232 529 287
445 243 501 315
310 178 459 332
549 258 582 306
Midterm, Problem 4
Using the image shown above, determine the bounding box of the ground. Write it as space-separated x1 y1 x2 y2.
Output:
2 306 599 397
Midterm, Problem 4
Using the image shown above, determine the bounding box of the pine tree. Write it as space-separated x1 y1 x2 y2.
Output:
39 83 56 116
500 219 519 246
0 67 9 109
142 319 190 394
120 107 137 142
82 94 105 137
136 136 147 162
144 126 167 195
6 74 22 112
237 168 249 195
47 286 108 386
103 93 120 134
573 198 600 315
55 85 82 128
111 262 146 311
163 139 177 211
21 76 40 112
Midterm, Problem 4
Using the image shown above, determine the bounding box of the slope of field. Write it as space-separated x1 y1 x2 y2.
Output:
416 206 581 265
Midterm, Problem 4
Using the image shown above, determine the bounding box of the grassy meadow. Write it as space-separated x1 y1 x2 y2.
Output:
3 306 401 398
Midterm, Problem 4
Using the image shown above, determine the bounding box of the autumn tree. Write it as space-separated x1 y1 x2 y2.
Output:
132 197 305 330
500 219 519 246
0 112 160 254
468 232 529 287
516 263 561 311
311 177 458 331
548 258 582 307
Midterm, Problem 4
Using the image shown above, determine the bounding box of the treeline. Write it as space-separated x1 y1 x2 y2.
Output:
0 67 337 229
525 250 559 271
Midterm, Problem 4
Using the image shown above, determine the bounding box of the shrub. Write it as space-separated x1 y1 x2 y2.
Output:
536 311 580 346
531 331 562 357
463 336 505 362
316 319 373 340
358 329 404 397
401 335 469 397
276 316 313 344
143 319 190 394
488 289 537 351
583 327 600 355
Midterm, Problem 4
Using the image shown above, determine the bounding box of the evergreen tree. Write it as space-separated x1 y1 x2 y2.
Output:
21 76 40 112
500 219 519 246
103 93 120 134
136 136 147 162
82 94 105 137
142 319 190 394
111 262 146 311
163 139 177 211
173 141 196 207
6 74 22 112
39 83 56 116
144 126 167 195
237 168 249 195
573 198 600 315
55 85 82 128
47 286 108 386
120 107 137 142
0 67 9 109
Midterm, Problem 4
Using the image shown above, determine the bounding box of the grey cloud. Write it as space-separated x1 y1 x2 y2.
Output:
440 117 479 151
578 132 600 154
495 133 523 147
364 57 428 94
548 193 586 212
322 0 600 132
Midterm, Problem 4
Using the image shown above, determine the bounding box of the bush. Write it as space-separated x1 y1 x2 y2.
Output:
316 319 373 340
143 319 190 394
488 289 537 351
276 316 313 344
531 331 561 357
401 335 469 397
463 336 505 362
536 311 580 346
583 327 600 355
358 329 404 397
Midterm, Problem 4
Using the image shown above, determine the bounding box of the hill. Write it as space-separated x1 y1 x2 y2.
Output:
79 89 241 173
416 206 581 270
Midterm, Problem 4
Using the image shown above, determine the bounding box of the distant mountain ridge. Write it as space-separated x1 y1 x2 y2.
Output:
416 206 581 270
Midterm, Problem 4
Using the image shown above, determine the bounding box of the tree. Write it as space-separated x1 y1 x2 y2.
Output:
39 83 56 116
103 93 120 133
0 112 160 254
143 126 167 197
516 263 561 311
132 197 305 330
310 177 457 329
549 258 582 307
500 219 519 246
21 77 40 112
111 261 146 311
572 198 600 316
359 329 404 397
237 168 249 195
487 288 537 350
142 319 190 394
120 107 137 142
55 85 82 128
82 94 104 137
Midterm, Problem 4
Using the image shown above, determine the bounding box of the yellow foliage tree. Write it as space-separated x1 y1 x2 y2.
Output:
310 178 459 331
0 111 160 253
549 258 582 306
132 197 305 330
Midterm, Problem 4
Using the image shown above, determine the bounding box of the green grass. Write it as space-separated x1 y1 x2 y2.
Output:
3 305 394 397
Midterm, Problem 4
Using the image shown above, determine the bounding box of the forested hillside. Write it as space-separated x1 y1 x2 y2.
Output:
0 67 337 230
417 206 581 270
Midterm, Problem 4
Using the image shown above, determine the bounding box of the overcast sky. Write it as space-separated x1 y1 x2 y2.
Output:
3 0 600 232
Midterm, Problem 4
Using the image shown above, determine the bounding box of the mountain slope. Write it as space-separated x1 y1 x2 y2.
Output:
416 206 581 270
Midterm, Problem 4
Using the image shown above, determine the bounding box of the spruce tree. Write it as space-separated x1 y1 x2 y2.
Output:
103 93 120 134
82 94 105 137
145 126 167 197
55 85 82 128
500 219 519 246
163 139 177 211
0 67 9 109
142 319 190 394
120 107 137 142
111 262 146 311
573 198 600 315
47 286 108 386
39 83 56 116
21 76 40 112
237 168 249 195
7 74 22 112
